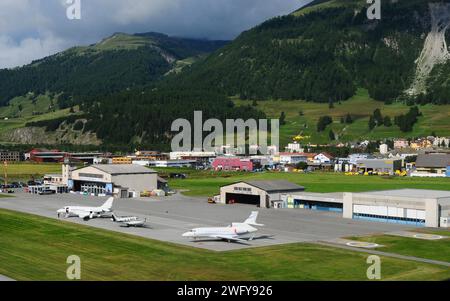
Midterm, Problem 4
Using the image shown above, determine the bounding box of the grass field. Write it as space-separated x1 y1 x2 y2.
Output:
0 209 449 281
1 163 62 182
350 234 450 263
159 168 450 197
234 89 450 146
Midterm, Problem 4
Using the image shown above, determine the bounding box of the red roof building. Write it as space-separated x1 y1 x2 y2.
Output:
212 157 253 171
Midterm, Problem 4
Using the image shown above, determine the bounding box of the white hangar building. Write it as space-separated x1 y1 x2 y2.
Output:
69 164 158 198
283 189 450 228
343 189 450 228
219 180 305 208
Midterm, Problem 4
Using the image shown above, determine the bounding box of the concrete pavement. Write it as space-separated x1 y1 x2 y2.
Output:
0 191 414 251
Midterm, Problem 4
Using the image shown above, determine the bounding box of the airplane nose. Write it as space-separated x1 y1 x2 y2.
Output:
182 232 194 237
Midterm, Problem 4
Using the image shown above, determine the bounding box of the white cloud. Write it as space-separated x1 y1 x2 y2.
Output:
0 0 311 68
0 35 69 68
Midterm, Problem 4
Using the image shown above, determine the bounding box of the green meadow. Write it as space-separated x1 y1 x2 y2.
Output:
234 89 450 146
159 168 450 197
0 209 448 281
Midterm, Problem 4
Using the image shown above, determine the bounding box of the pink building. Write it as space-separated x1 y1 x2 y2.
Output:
212 157 253 171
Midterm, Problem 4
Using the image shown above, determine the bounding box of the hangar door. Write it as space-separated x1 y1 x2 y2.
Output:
353 205 426 226
294 199 343 212
226 193 260 206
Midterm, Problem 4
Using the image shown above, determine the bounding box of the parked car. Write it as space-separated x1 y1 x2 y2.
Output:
39 189 56 195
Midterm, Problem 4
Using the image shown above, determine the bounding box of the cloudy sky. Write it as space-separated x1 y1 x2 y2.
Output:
0 0 311 69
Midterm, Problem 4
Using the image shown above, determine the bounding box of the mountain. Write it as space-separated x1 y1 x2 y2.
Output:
172 0 450 104
4 1 450 149
0 32 238 149
0 32 228 107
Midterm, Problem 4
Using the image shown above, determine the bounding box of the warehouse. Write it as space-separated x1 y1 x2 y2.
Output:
356 159 402 174
69 164 158 198
283 192 344 212
219 180 305 208
412 153 450 177
343 189 450 228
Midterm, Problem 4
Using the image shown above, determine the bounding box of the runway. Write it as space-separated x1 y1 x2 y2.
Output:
0 192 413 251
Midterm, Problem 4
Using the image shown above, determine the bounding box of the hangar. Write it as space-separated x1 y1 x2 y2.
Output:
69 164 158 198
219 180 305 208
284 192 344 212
282 189 450 228
343 189 450 228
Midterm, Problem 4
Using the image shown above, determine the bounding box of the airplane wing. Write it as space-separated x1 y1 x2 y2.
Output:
212 235 247 242
71 209 91 220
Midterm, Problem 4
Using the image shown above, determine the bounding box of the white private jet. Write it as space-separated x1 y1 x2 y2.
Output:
111 213 147 227
182 211 264 243
57 198 114 221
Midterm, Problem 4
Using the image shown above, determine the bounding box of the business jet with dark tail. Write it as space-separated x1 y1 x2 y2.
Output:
182 212 264 243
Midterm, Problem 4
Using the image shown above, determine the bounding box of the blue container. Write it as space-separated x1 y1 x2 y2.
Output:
447 166 450 177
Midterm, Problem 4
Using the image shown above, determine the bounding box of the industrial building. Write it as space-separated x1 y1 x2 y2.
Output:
112 157 133 164
279 188 450 228
0 150 22 162
219 180 305 208
212 157 253 171
142 160 197 168
169 151 216 163
356 159 402 174
283 192 344 212
412 153 450 177
69 164 158 198
343 189 450 228
26 149 103 164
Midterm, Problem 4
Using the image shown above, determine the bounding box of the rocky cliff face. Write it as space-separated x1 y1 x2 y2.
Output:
408 2 450 95
2 124 101 146
173 0 450 103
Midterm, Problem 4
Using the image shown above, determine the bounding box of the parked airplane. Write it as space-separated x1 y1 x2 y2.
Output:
182 211 264 243
57 198 114 221
111 213 147 227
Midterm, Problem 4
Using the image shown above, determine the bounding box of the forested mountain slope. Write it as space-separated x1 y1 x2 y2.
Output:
0 32 228 107
172 0 450 104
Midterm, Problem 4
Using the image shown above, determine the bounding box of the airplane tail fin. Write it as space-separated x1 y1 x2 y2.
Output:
101 197 114 210
244 211 264 226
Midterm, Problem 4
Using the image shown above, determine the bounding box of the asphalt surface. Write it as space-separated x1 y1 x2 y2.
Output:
0 192 414 251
